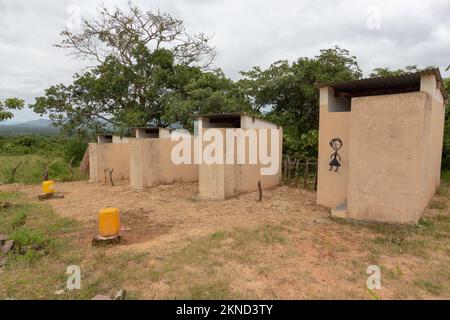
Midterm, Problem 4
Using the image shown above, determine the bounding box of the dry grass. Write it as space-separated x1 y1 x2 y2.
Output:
1 180 450 300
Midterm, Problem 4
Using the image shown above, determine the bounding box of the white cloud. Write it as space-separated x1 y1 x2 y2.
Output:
0 0 449 122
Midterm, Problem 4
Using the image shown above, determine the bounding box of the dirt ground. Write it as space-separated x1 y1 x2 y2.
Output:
1 180 449 299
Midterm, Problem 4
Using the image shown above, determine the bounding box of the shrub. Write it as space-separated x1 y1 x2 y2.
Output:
63 138 88 166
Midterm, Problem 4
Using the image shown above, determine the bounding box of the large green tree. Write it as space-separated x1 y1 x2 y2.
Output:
369 65 421 77
239 46 362 160
0 98 24 122
162 69 252 130
32 3 238 133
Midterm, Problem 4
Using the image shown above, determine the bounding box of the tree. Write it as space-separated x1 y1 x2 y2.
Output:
369 65 421 77
162 69 253 130
239 46 362 159
32 3 218 133
0 98 24 122
57 2 215 69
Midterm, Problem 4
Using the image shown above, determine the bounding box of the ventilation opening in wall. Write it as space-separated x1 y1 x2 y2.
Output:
133 127 160 139
97 135 113 144
328 96 351 112
206 114 241 128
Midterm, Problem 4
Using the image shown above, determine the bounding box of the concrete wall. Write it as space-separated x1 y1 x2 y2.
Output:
241 115 280 129
418 95 446 220
112 136 130 144
198 126 282 200
317 83 445 224
89 142 130 183
347 92 429 224
316 87 351 208
130 138 198 189
135 128 171 139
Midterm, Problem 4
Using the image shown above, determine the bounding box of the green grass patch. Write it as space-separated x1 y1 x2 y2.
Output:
10 212 27 229
428 198 447 210
0 155 87 184
441 171 450 183
414 279 443 296
0 192 82 298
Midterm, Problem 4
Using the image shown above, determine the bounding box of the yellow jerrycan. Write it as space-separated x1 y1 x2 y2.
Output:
98 208 120 237
42 180 55 194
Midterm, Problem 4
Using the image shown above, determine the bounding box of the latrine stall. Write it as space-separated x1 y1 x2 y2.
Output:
89 128 198 188
316 68 447 224
129 127 198 189
89 134 131 183
196 113 283 200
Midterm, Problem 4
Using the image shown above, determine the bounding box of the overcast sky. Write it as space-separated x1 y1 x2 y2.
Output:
1 0 449 122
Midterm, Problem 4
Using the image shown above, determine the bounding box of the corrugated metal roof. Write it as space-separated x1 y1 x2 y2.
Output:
318 68 447 100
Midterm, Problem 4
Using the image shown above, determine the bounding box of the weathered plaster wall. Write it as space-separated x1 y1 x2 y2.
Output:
130 138 198 189
89 142 131 183
198 127 282 200
347 92 428 224
316 87 351 208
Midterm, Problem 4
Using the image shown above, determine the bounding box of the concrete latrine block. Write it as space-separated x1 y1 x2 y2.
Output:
129 128 198 189
316 68 447 224
196 113 283 200
89 134 131 183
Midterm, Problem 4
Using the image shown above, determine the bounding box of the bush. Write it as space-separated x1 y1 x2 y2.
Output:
283 129 318 161
63 138 88 166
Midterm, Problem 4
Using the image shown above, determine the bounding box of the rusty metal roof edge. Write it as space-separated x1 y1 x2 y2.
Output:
316 68 447 100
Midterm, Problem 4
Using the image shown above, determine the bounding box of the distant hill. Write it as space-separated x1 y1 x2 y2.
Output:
0 119 59 136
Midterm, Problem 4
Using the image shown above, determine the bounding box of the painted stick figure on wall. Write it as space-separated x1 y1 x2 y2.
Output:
329 138 342 172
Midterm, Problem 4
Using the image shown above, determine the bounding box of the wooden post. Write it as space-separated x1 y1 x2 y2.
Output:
314 163 318 191
287 158 291 184
108 169 114 186
283 157 288 185
303 160 310 189
10 161 23 183
68 156 75 181
43 163 49 181
257 180 262 202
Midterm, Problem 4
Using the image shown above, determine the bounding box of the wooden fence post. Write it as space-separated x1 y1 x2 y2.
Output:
303 160 310 189
314 163 318 191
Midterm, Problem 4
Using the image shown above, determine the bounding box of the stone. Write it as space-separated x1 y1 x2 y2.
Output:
114 289 126 300
0 234 7 246
91 295 112 300
54 290 65 295
0 240 14 255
